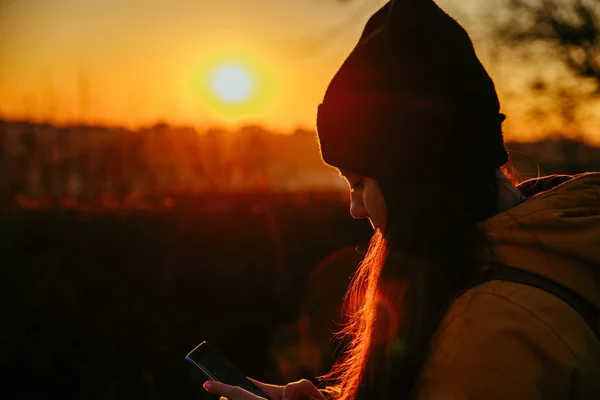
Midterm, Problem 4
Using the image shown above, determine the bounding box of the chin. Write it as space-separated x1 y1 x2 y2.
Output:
369 218 384 232
372 223 385 233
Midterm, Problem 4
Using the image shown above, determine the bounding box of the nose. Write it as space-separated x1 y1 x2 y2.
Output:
349 195 369 220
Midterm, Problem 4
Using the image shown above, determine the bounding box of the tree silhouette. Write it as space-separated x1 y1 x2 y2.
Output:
496 0 600 94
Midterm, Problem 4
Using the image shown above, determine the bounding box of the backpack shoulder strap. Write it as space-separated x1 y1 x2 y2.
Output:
482 265 600 342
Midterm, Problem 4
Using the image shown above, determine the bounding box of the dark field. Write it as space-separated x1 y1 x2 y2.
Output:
3 119 600 399
1 191 373 400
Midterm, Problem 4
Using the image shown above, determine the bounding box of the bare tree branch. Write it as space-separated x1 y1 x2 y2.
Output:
496 0 600 94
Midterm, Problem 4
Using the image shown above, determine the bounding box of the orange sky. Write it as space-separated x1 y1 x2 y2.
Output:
1 0 599 144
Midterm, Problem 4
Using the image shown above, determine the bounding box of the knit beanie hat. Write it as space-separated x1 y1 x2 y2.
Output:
316 0 508 178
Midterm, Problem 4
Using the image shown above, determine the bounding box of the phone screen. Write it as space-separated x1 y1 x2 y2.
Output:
186 341 269 398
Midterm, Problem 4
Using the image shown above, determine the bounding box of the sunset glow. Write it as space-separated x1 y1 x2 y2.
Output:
0 0 598 143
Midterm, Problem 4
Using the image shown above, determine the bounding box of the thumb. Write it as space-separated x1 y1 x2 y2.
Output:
282 379 326 400
248 378 284 400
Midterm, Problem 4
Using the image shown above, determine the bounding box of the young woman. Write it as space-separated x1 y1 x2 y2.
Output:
204 0 600 398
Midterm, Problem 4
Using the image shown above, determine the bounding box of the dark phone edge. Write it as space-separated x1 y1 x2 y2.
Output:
185 341 269 398
185 354 218 381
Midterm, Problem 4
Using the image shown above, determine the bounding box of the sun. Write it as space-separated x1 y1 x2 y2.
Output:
211 65 253 103
190 51 277 121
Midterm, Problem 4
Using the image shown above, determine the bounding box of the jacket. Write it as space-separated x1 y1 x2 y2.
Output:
416 173 600 399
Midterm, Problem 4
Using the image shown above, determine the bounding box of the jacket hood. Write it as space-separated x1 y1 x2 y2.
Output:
479 172 600 312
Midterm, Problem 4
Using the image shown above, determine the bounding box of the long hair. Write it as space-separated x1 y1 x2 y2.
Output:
321 163 518 399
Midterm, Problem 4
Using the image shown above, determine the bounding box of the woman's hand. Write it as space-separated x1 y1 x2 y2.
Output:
203 378 327 400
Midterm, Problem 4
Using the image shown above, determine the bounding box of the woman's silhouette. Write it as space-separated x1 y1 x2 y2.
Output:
203 0 600 398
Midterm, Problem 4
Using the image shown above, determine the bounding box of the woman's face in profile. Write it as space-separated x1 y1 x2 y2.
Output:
339 169 387 231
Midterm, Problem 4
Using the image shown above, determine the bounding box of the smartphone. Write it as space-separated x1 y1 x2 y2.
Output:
185 341 270 398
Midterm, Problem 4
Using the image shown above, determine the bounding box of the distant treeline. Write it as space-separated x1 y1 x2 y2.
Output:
0 120 338 203
1 119 599 207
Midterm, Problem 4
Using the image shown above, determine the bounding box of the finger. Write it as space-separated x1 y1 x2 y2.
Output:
248 378 284 400
282 379 326 400
203 381 265 400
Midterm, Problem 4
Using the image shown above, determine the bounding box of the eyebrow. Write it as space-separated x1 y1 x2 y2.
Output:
337 168 348 178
